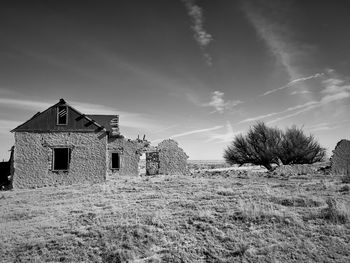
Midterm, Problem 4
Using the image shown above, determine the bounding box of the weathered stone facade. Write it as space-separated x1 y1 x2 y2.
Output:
10 99 191 189
107 137 149 176
331 139 350 175
13 132 107 189
158 139 189 175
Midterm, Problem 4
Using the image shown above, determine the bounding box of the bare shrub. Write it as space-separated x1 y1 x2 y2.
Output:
224 122 282 170
278 126 326 165
224 122 325 171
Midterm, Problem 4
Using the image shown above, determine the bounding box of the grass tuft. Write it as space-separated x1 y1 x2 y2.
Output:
320 198 350 224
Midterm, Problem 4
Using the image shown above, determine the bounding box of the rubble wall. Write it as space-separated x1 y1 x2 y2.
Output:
158 139 189 175
13 132 107 189
331 139 350 175
272 164 317 176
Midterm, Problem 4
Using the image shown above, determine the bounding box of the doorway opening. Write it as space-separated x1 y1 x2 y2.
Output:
139 152 146 176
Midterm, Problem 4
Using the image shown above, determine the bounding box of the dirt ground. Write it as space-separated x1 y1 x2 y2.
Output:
0 167 349 262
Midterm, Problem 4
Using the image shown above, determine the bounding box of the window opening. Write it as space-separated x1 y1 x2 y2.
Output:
57 106 68 125
111 153 120 169
53 148 70 170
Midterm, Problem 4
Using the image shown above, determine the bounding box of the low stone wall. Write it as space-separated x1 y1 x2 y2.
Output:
272 164 317 176
158 139 189 175
13 132 107 189
331 139 350 175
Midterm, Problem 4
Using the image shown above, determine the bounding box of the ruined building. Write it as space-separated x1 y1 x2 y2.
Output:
10 99 189 189
331 139 350 176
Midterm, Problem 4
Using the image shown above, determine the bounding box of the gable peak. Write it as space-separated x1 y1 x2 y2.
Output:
59 98 66 104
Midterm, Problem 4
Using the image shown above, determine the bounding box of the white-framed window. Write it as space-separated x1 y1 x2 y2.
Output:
53 148 71 171
111 152 120 170
57 106 68 125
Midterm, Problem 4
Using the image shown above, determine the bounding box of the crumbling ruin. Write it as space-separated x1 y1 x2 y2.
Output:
157 139 189 175
331 139 350 175
108 136 150 177
9 99 190 189
144 139 189 176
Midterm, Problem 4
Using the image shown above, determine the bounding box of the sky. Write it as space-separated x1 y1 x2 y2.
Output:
1 0 350 160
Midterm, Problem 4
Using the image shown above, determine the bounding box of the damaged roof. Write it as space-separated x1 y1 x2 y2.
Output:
87 115 118 133
11 99 117 133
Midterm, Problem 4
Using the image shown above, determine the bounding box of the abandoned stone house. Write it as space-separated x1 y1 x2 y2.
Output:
10 99 189 189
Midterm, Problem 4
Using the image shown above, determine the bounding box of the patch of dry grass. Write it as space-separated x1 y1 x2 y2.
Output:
1 171 350 262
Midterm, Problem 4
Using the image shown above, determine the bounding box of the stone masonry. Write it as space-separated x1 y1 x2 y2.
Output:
107 137 149 176
158 139 189 175
13 132 107 189
331 139 350 176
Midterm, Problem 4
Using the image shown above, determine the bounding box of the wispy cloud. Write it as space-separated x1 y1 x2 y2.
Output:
203 91 242 114
306 122 329 131
261 73 323 96
306 122 350 132
0 98 52 111
152 125 223 143
266 104 319 124
241 70 350 125
239 100 317 123
242 0 314 81
206 121 241 143
182 0 213 66
290 90 311 95
185 92 201 106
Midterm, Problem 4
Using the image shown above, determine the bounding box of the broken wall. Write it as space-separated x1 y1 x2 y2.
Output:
107 137 149 176
13 132 107 189
331 139 350 175
157 139 189 175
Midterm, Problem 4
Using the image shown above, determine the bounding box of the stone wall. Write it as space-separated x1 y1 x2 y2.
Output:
13 132 107 189
107 137 149 176
158 139 189 175
331 139 350 175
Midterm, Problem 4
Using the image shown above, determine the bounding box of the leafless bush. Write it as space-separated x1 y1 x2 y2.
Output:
224 122 281 170
224 122 325 171
278 126 326 165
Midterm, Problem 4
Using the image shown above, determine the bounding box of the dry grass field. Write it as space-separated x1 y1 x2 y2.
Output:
1 165 350 262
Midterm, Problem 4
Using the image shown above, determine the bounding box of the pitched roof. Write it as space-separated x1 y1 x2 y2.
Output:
11 99 108 132
87 115 117 133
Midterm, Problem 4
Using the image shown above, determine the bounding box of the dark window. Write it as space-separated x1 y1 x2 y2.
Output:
111 153 120 169
53 148 70 170
57 106 68 125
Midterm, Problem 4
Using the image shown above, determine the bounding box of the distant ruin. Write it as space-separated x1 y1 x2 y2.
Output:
331 139 350 176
